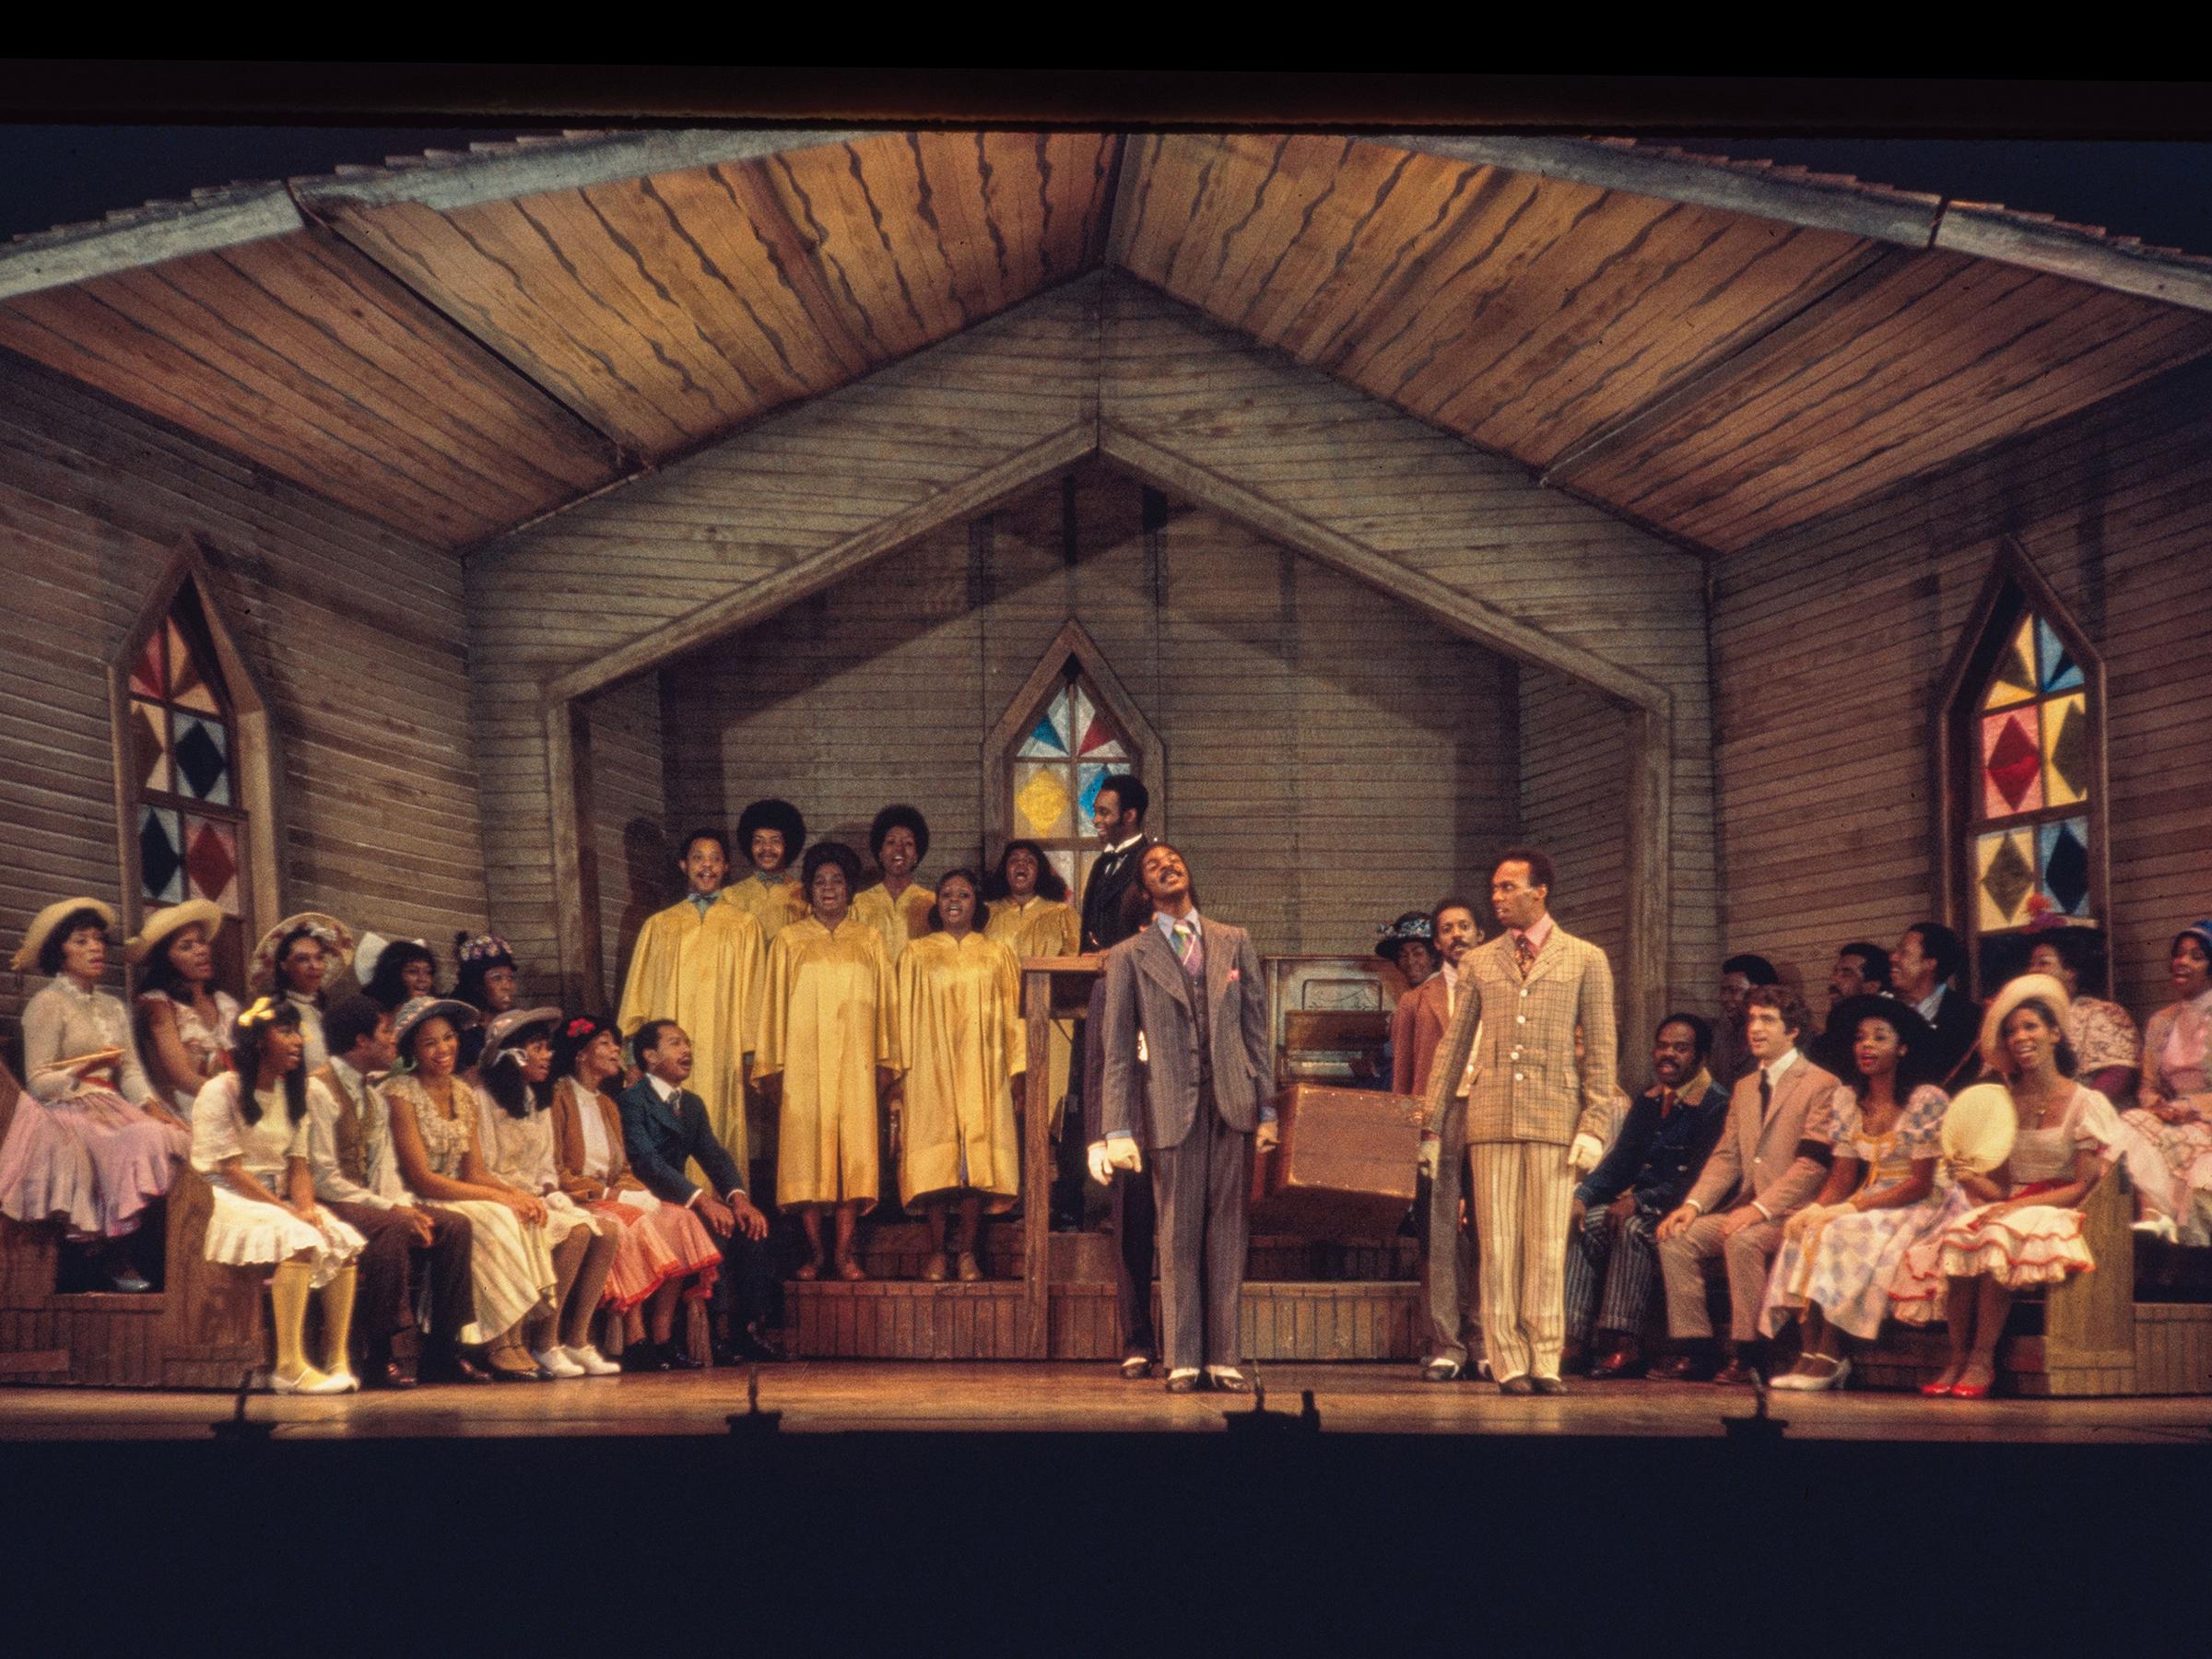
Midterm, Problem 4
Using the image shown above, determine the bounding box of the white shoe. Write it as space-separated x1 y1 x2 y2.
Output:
2134 1214 2181 1244
1795 1357 1851 1394
563 1344 621 1377
324 1368 361 1394
271 1365 352 1396
1768 1370 1808 1391
533 1347 587 1379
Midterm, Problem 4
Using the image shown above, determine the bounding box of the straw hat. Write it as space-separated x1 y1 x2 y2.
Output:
11 896 116 973
1979 971 2073 1076
481 1006 562 1063
390 995 480 1058
126 898 224 967
1940 1082 2019 1175
249 912 356 991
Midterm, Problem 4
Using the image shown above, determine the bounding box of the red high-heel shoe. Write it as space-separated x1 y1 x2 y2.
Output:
1949 1380 1991 1400
1920 1380 1955 1397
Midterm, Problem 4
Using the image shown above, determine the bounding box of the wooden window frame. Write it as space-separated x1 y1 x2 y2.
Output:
982 618 1164 882
108 536 284 995
1930 538 2110 1002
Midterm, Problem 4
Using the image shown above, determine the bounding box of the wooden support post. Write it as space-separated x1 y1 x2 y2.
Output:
1021 966 1055 1358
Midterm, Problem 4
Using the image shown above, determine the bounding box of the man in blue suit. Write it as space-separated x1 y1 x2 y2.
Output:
618 1018 782 1366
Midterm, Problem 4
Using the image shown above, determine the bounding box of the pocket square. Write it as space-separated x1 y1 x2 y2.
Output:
1226 969 1240 982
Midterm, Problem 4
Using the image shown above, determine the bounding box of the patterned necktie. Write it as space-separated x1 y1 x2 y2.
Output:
1514 931 1536 975
1171 919 1203 979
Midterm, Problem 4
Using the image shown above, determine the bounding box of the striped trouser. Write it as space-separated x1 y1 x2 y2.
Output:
1562 1205 1662 1347
1467 1139 1576 1383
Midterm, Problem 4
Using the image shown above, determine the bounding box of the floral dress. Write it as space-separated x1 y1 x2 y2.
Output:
2121 992 2212 1243
1760 1085 1949 1340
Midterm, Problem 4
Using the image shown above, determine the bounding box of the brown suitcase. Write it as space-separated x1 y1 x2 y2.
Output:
1250 1084 1421 1239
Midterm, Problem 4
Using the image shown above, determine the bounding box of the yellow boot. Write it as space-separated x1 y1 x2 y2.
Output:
318 1265 359 1393
269 1260 345 1395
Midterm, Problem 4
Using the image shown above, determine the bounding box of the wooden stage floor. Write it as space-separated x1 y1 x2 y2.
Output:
6 1361 2210 1444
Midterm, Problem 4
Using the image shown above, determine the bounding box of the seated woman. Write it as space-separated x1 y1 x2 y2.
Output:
2027 920 2139 1104
0 898 186 1290
1890 975 2123 1398
359 933 441 1015
548 1015 724 1371
1761 998 1948 1391
453 933 517 1077
382 996 559 1381
2119 920 2212 1244
756 840 896 1282
982 838 1079 1138
474 1007 623 1378
249 913 355 1074
896 869 1024 1281
192 997 364 1394
132 899 241 1116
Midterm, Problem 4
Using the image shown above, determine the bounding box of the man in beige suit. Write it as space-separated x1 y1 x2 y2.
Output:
1423 849 1617 1394
1652 983 1839 1384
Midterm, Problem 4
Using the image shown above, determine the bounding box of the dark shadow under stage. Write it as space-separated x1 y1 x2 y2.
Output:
6 1361 2211 1445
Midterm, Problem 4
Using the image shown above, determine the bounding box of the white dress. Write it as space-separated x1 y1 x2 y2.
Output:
145 988 241 1114
475 1083 604 1245
190 1072 365 1288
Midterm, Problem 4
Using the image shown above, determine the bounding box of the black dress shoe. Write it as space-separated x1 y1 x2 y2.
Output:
361 1359 417 1390
716 1330 789 1365
660 1340 706 1371
621 1344 672 1373
1646 1353 1715 1382
1710 1357 1759 1387
1532 1376 1568 1395
1164 1372 1204 1394
418 1355 493 1386
1498 1375 1535 1395
1589 1347 1646 1381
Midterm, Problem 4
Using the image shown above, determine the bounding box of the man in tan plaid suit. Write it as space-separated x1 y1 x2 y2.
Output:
1423 848 1617 1393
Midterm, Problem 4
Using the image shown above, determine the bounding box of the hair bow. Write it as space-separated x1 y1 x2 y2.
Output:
235 995 282 1029
565 1017 598 1039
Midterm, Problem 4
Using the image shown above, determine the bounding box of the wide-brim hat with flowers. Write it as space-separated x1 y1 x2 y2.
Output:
12 896 117 973
1374 911 1436 965
249 912 356 991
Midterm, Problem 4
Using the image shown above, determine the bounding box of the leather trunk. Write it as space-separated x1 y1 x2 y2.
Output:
1250 1084 1421 1239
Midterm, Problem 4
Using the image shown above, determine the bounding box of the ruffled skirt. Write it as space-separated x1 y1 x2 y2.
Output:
1888 1184 2093 1325
2118 1107 2212 1243
586 1187 721 1311
0 1087 182 1240
424 1198 558 1345
1759 1190 1953 1341
203 1182 365 1288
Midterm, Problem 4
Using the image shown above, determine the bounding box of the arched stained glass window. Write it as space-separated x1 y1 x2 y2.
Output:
128 599 247 925
1940 546 2107 996
1011 666 1135 900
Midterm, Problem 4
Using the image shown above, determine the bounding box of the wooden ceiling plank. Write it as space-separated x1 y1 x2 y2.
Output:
970 132 1041 301
883 133 988 337
1159 134 1305 312
1189 133 1353 330
1053 132 1119 280
1246 138 1442 354
1123 135 1244 300
704 159 879 382
1101 134 1159 271
325 197 690 456
765 139 934 364
917 130 1006 318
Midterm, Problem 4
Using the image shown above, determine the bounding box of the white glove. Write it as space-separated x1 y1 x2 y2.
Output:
1567 1133 1606 1176
1087 1141 1113 1186
1416 1135 1441 1180
1254 1121 1279 1155
1104 1137 1144 1175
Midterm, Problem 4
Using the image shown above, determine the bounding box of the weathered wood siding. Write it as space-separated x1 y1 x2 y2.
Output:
657 463 1521 959
1711 352 2212 1024
580 675 665 1006
0 350 487 1038
1520 671 1630 991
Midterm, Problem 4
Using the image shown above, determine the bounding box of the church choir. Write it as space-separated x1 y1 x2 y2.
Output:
4 772 2209 1396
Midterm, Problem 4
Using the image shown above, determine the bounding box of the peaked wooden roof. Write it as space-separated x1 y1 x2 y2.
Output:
5 127 2210 555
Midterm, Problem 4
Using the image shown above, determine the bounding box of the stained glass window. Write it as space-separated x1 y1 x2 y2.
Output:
131 603 246 918
1966 606 2097 982
1009 665 1138 900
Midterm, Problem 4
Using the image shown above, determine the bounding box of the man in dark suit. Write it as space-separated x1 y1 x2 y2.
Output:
618 1019 781 1367
1891 922 1983 1088
1099 843 1277 1393
1077 775 1162 1370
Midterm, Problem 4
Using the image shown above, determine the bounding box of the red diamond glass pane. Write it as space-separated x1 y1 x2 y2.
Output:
184 816 241 915
1981 710 2042 818
130 634 164 700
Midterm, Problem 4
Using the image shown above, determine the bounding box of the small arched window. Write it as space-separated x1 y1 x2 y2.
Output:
1937 543 2107 997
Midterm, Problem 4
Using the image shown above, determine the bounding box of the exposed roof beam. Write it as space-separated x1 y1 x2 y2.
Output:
1936 203 2212 314
0 182 304 301
1378 135 1943 246
289 126 867 215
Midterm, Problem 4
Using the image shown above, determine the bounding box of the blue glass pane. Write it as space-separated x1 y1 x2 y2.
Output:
1077 762 1108 822
2038 817 2090 916
139 805 184 903
2036 618 2083 693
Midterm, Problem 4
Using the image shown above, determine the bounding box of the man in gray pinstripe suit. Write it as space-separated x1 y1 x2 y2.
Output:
1422 848 1617 1394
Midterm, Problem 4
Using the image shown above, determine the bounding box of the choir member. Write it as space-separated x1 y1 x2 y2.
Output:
2118 920 2212 1244
1100 843 1276 1393
1761 999 1948 1391
359 933 440 1014
303 994 481 1387
895 870 1024 1280
382 996 559 1381
731 798 809 944
983 838 1079 1164
853 804 935 961
130 899 240 1114
1890 977 2123 1397
192 996 364 1394
755 841 896 1280
617 828 767 1173
549 1015 725 1369
0 898 184 1290
248 912 355 1076
476 1007 623 1377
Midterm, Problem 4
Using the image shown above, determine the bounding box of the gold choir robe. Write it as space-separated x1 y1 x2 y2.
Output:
754 915 895 1210
728 869 806 943
853 882 935 963
895 930 1026 1209
983 895 1079 1131
616 891 765 1171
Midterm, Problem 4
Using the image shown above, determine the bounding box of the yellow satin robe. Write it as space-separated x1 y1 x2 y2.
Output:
616 892 765 1170
852 882 935 962
728 869 806 944
983 895 1079 1131
895 930 1026 1209
754 915 895 1209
